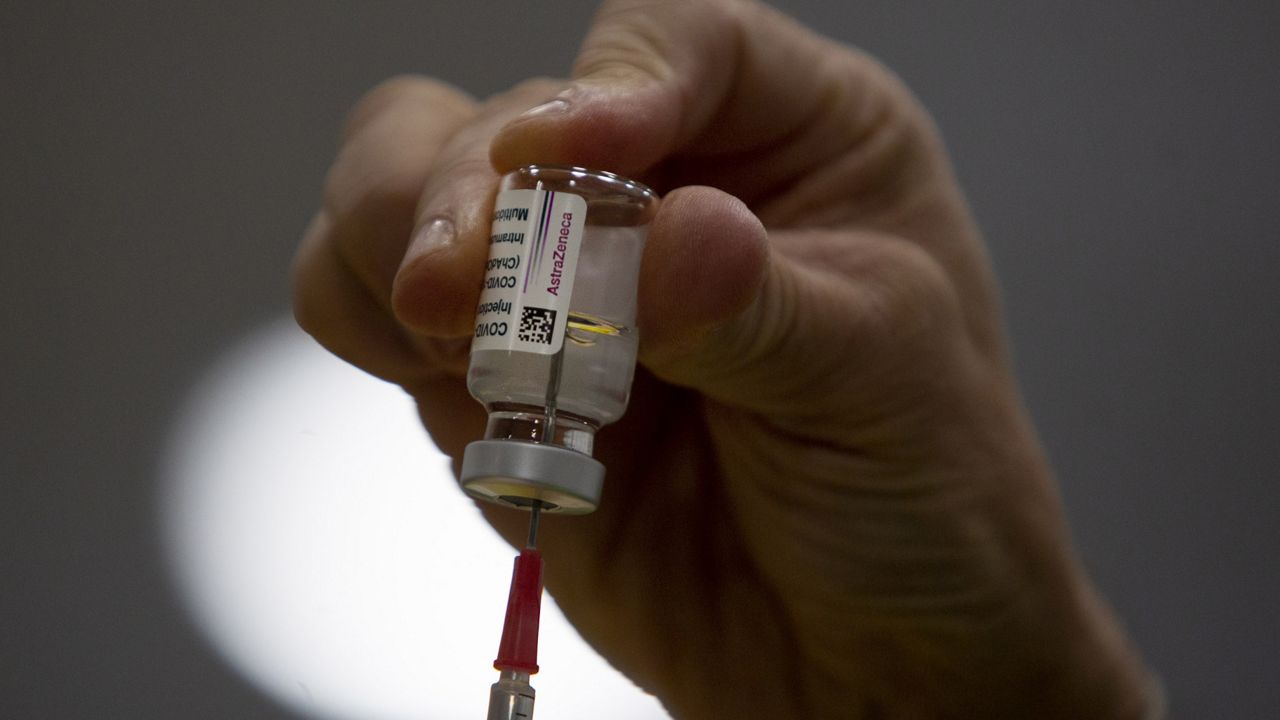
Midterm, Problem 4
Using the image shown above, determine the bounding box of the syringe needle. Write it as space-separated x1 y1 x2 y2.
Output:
526 501 542 550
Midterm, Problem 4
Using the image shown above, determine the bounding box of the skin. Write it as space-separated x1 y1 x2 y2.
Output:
292 1 1156 717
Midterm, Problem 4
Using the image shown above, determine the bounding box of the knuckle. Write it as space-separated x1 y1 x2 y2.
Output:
321 147 417 244
292 294 322 341
344 74 473 140
575 0 737 83
344 75 428 138
501 77 566 103
440 151 494 182
856 242 964 358
291 264 327 341
417 147 498 219
575 19 675 84
289 221 338 343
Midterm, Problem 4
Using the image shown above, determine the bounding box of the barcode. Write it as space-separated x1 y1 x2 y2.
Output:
517 306 556 345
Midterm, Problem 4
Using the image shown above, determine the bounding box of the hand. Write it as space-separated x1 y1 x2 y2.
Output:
293 1 1155 717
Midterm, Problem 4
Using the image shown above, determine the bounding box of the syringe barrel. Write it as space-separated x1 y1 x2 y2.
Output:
487 670 536 720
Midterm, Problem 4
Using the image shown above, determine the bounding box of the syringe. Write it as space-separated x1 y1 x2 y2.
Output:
486 503 545 720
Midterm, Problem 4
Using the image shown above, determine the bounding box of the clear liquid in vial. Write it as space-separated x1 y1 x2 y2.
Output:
468 311 638 425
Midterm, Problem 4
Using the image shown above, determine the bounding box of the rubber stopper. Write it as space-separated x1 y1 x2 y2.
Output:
494 549 544 673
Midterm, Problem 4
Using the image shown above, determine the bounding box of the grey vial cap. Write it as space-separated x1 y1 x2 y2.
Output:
459 440 604 514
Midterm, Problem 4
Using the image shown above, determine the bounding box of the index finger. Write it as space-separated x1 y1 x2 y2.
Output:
490 0 930 205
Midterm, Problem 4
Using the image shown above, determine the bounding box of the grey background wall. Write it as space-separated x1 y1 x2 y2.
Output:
2 1 1277 717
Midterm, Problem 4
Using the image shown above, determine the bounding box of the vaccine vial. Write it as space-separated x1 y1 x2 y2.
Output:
459 165 659 514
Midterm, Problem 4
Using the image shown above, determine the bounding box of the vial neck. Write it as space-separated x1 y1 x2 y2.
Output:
484 403 598 456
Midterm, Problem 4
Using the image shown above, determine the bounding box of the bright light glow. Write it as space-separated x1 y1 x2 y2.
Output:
161 319 669 720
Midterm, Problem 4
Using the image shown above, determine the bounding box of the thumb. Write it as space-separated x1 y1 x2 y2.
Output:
636 186 949 430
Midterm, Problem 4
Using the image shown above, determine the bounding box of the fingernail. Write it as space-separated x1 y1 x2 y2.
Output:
407 217 455 260
517 96 570 120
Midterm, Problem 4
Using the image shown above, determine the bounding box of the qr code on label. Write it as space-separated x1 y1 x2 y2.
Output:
517 306 557 345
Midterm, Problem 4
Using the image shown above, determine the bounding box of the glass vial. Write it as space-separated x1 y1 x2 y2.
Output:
459 165 659 514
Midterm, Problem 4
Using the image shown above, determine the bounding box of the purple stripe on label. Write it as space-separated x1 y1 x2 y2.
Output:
524 191 554 292
536 191 555 282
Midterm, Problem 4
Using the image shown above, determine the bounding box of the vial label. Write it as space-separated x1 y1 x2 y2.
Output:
473 188 587 355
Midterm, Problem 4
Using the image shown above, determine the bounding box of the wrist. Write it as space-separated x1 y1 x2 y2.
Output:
973 453 1156 719
909 412 1157 719
1030 573 1159 720
965 393 1158 718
